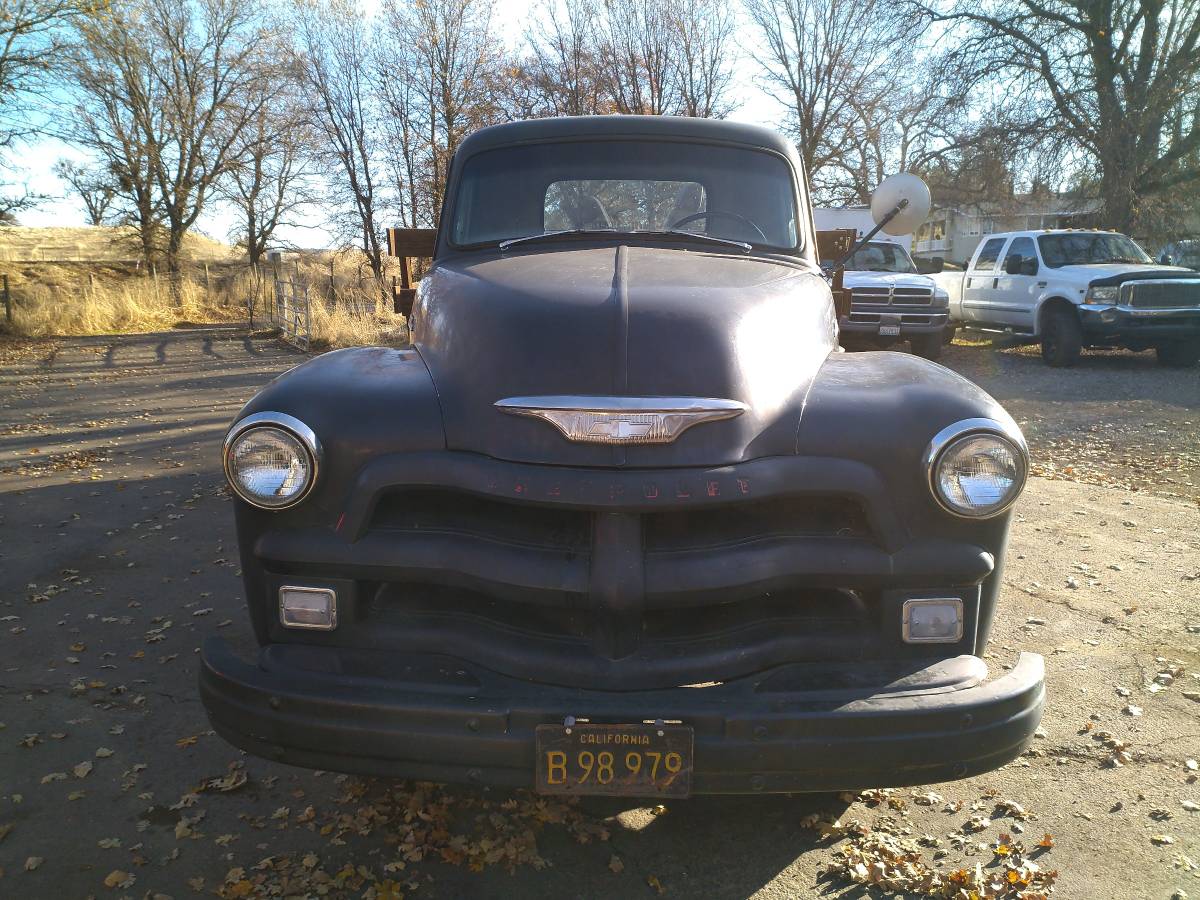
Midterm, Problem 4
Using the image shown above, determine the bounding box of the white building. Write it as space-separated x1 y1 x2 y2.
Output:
813 207 912 253
912 195 1102 266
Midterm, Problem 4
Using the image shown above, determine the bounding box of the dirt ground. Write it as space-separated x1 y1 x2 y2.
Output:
0 329 1197 899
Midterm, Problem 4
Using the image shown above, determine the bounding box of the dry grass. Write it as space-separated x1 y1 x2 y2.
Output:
262 251 411 349
308 299 408 349
3 263 249 337
1 234 411 348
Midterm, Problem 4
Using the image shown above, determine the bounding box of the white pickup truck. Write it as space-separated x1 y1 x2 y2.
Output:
935 229 1200 367
835 239 950 360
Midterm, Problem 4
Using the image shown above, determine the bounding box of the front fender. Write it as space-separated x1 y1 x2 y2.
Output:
232 347 446 521
794 351 1024 645
1031 289 1082 335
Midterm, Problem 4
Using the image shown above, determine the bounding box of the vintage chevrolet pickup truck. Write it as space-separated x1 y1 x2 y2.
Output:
200 116 1044 797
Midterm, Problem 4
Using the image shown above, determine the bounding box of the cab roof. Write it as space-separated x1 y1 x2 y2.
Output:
456 116 798 160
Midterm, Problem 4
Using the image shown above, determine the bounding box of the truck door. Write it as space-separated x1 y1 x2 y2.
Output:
961 237 1007 324
993 236 1039 329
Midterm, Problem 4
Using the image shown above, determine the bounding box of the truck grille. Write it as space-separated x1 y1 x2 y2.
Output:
362 487 879 684
1121 279 1200 309
364 582 880 689
259 458 991 689
370 490 868 554
851 286 934 306
371 489 591 553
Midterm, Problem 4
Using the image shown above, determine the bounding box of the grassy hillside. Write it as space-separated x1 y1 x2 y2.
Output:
0 247 408 347
0 225 240 262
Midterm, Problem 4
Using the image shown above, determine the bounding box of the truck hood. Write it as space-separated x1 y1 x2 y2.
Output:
1055 263 1194 283
413 243 836 467
841 271 935 290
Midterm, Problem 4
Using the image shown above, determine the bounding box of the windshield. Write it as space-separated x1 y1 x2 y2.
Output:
449 140 800 251
844 241 916 273
1037 233 1152 267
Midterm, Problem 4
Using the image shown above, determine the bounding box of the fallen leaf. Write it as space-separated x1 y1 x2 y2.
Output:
608 855 624 874
647 874 666 895
103 869 134 888
73 761 94 778
25 856 43 871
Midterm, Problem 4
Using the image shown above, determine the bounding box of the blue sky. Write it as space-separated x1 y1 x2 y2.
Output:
11 0 784 248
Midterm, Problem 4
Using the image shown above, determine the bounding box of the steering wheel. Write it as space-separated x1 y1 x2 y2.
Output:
670 210 768 244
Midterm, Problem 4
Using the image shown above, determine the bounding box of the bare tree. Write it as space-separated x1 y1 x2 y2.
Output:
379 0 505 224
744 0 919 187
669 0 737 118
919 0 1200 233
221 79 313 266
598 0 680 115
822 52 988 204
376 0 506 230
293 0 389 280
520 0 608 117
70 0 273 276
67 14 166 264
53 158 117 225
0 1 82 216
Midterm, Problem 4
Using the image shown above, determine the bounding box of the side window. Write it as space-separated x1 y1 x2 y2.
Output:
1004 237 1036 267
973 238 1007 271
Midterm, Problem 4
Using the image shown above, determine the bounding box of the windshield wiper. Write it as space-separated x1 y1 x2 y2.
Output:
497 228 752 254
636 230 752 253
498 229 617 250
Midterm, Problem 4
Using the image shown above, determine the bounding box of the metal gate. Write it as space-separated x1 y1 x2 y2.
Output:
270 276 311 350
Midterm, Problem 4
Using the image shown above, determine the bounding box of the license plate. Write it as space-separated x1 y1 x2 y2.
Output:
879 324 901 336
535 723 693 797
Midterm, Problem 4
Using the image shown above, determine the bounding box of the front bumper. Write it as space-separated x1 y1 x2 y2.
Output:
1078 305 1200 342
839 310 949 337
200 637 1044 795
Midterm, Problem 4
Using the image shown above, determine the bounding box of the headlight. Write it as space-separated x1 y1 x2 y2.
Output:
1084 285 1119 304
932 288 949 307
926 419 1028 518
223 412 321 509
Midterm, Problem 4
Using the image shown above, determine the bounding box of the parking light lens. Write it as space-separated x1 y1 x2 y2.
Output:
932 432 1026 518
903 598 963 643
279 586 337 630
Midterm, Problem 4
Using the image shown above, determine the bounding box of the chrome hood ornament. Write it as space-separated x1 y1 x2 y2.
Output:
495 396 747 445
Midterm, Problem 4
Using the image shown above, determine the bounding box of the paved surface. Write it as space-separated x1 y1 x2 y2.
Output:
941 336 1200 503
0 329 1197 898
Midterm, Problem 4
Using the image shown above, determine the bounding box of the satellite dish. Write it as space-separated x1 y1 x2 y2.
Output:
870 173 931 236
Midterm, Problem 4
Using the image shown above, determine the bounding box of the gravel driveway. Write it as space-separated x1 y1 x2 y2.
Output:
0 329 1196 898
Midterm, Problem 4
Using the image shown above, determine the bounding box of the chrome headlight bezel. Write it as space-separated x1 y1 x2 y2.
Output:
223 412 322 510
925 418 1029 519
